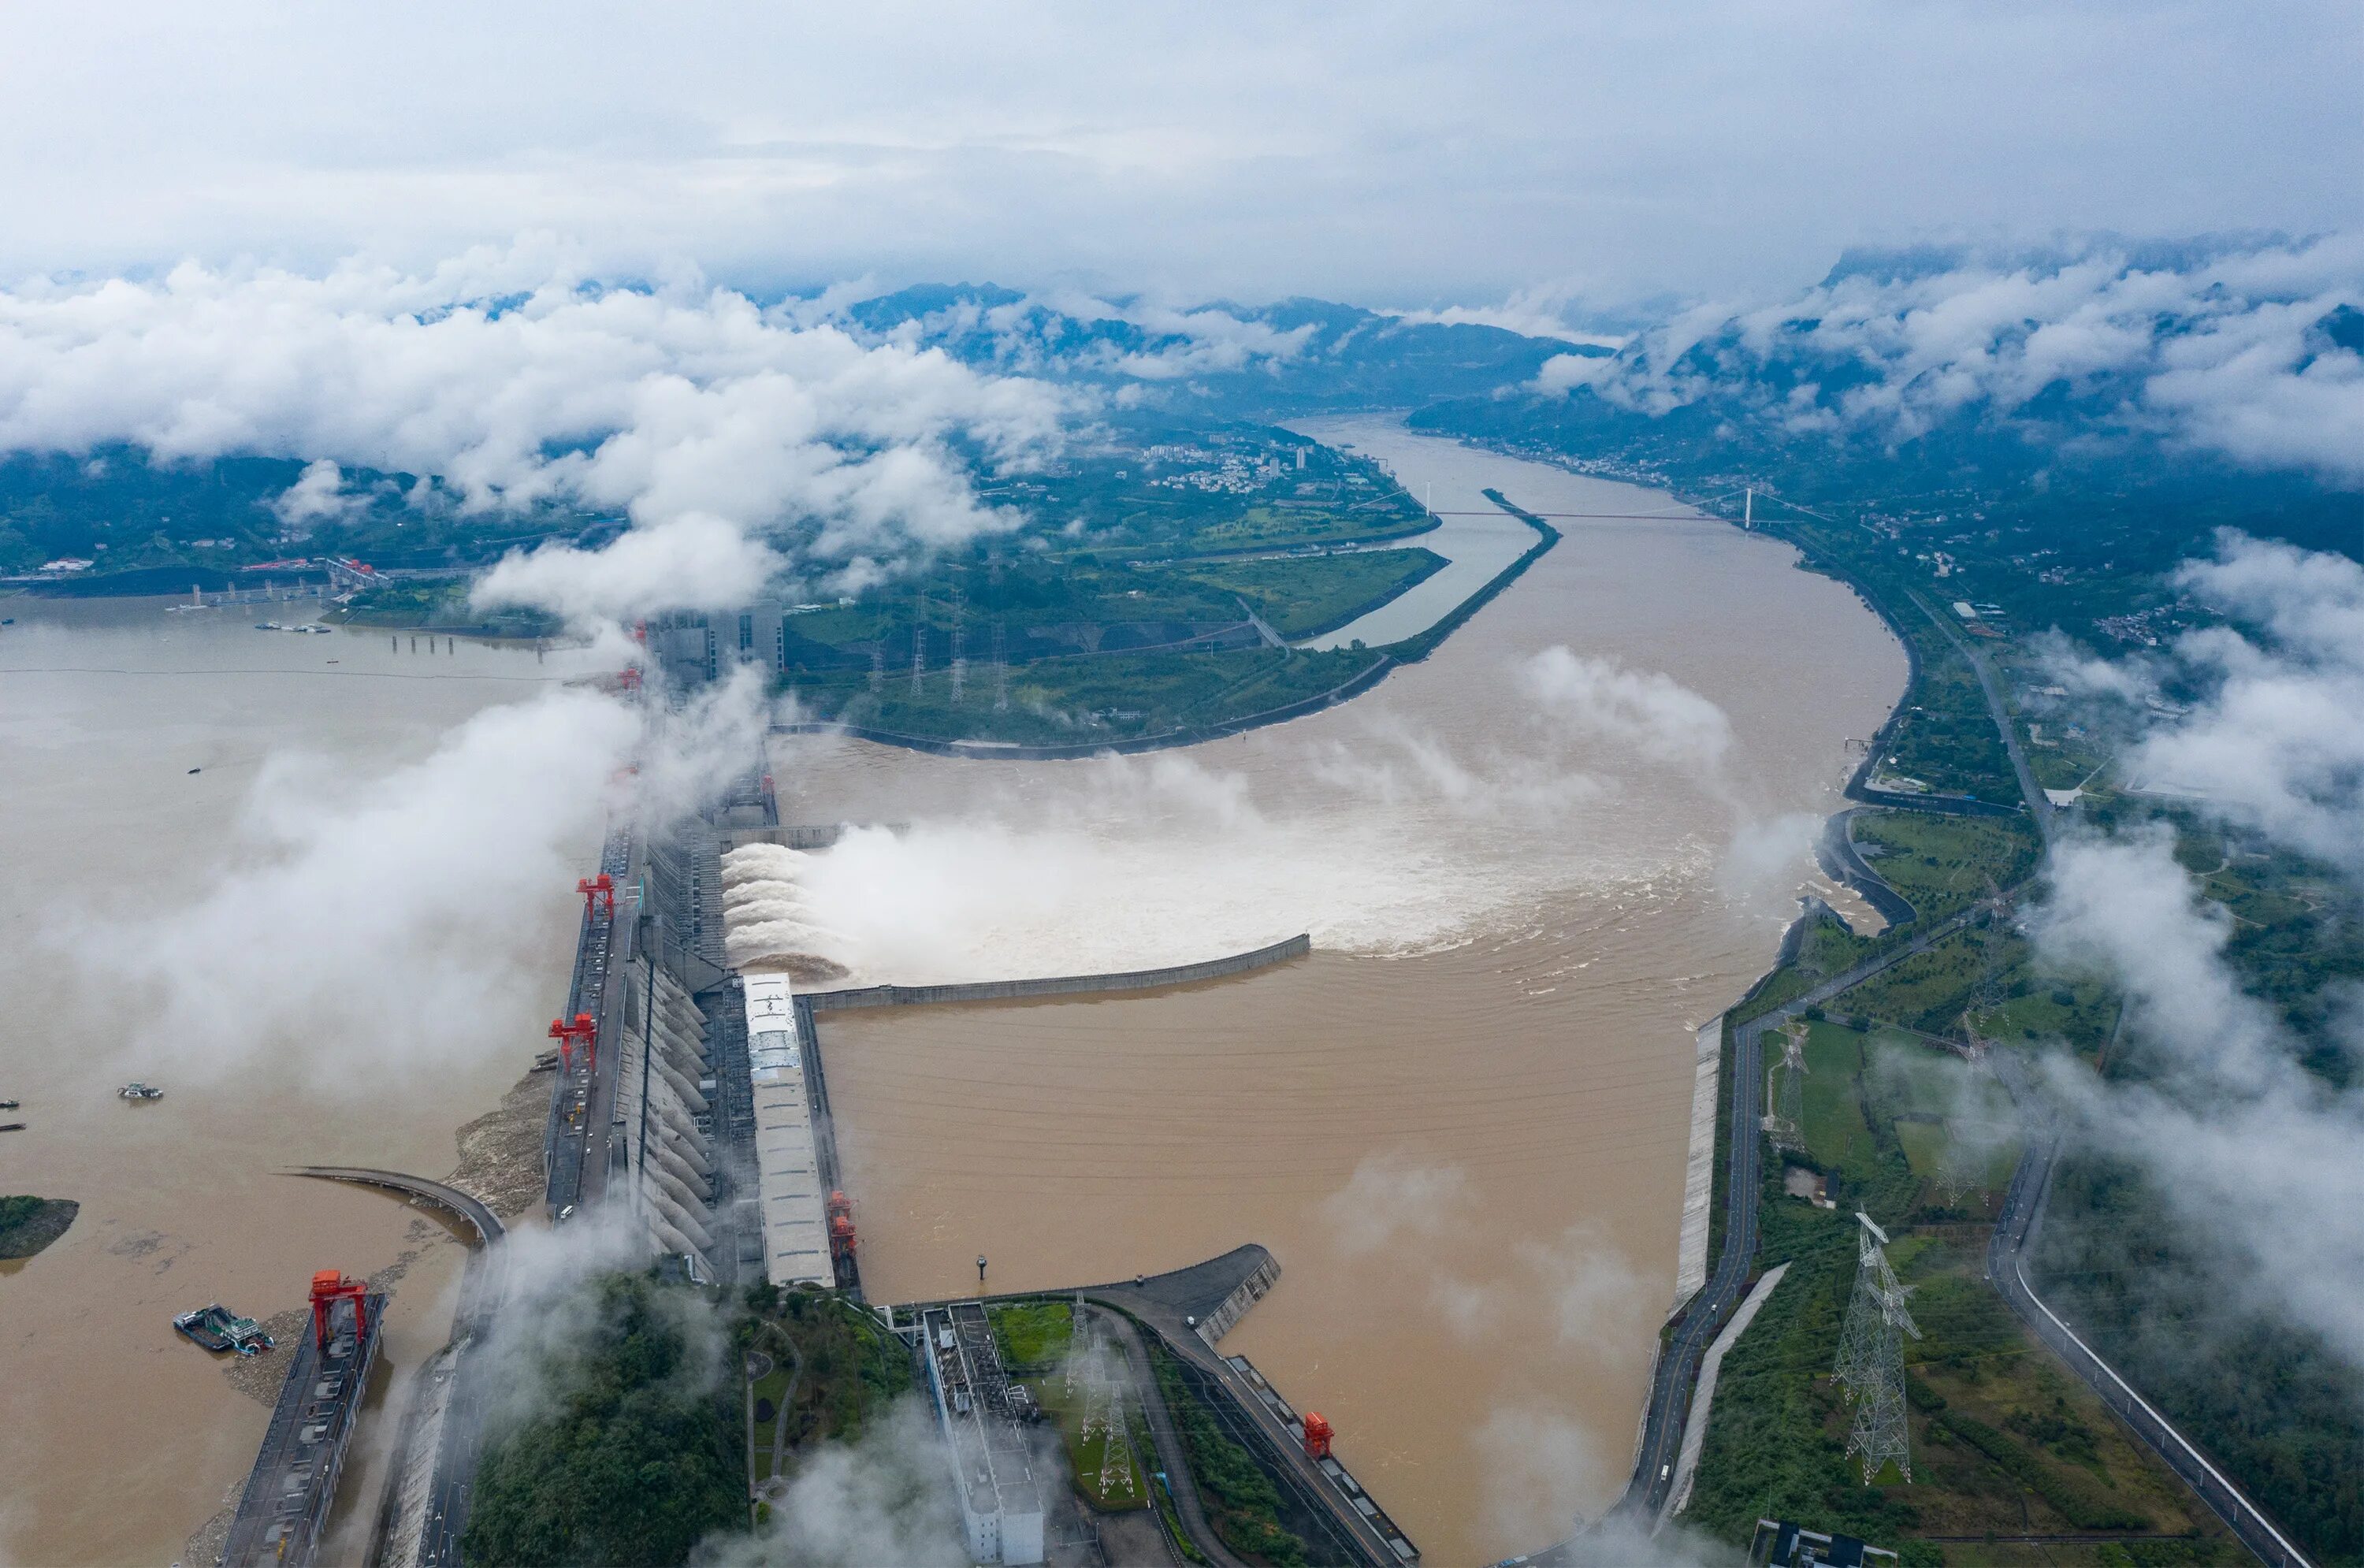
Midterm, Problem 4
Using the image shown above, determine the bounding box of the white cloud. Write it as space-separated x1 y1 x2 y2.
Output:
474 513 784 622
2025 533 2364 1378
2031 832 2364 1370
270 457 360 526
1 4 2357 304
1552 238 2364 483
2131 533 2364 869
1520 647 1734 775
0 253 1066 622
1321 1155 1474 1257
58 667 770 1091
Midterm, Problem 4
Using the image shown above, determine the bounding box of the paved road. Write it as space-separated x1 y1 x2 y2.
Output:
1599 899 1995 1533
1986 1056 2314 1568
1096 1307 1252 1568
1907 591 2056 845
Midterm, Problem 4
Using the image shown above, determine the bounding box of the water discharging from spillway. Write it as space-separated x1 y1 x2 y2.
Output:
757 422 1908 1564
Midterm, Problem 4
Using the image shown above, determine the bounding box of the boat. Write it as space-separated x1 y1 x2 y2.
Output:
0 1099 18 1109
174 1303 275 1355
118 1081 164 1101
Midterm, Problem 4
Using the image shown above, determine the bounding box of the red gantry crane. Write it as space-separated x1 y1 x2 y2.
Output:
577 872 615 920
548 1012 597 1074
309 1269 370 1351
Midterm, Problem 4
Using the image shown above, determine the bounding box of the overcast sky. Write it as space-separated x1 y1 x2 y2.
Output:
2 2 2358 310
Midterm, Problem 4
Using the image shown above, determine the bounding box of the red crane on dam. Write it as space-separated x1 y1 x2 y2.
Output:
826 1190 858 1274
308 1269 370 1351
1302 1412 1333 1462
548 1012 597 1074
577 872 615 920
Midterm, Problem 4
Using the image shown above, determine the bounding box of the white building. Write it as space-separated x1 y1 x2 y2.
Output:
740 972 834 1287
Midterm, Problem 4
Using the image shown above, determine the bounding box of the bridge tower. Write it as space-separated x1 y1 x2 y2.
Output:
1834 1211 1921 1482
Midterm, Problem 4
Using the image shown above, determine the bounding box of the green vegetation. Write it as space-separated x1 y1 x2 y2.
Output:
0 1195 76 1259
1689 1070 2233 1563
1136 1397 1206 1562
1863 599 2020 805
1039 1376 1149 1512
1170 547 1444 638
465 1273 915 1567
334 578 559 637
463 1273 746 1568
742 1283 915 1484
1147 1340 1316 1568
2034 1154 2364 1556
1849 813 2042 925
987 1299 1075 1369
792 643 1384 748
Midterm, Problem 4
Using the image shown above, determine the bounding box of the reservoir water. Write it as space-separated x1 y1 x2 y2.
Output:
0 422 1901 1566
0 606 594 1567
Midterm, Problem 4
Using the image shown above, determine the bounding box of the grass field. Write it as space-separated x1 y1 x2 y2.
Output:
1849 812 2042 923
1169 547 1445 637
790 643 1382 745
1154 501 1431 555
987 1299 1075 1369
1039 1373 1150 1512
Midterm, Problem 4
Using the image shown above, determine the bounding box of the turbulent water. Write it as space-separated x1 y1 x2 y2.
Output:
750 421 1907 1564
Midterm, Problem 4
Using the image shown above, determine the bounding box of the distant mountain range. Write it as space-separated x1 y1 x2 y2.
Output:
842 240 2362 494
833 283 1595 415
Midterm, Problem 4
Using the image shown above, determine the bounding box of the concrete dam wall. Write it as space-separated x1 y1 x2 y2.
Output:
803 934 1313 1013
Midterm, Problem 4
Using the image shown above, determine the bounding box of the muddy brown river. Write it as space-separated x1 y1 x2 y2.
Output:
0 423 1901 1567
768 422 1906 1564
0 605 593 1567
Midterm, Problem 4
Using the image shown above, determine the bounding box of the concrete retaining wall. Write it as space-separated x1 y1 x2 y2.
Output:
1195 1252 1281 1347
804 934 1312 1012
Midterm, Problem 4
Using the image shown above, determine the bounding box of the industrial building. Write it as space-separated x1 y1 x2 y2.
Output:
741 971 836 1286
1749 1518 1899 1567
922 1303 1045 1566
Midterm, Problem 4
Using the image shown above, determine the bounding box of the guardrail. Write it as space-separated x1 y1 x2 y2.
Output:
1988 1094 2315 1568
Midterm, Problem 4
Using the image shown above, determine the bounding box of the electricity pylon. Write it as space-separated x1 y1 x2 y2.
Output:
1835 1211 1922 1483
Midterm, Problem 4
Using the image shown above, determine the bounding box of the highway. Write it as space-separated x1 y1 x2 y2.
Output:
1605 897 1996 1529
1986 1057 2315 1566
